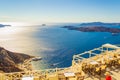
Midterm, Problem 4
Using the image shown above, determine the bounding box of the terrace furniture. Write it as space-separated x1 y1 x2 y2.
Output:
64 72 75 80
38 75 46 80
22 76 34 80
101 65 106 70
34 77 39 80
58 73 66 80
76 76 84 80
48 75 59 80
90 61 99 65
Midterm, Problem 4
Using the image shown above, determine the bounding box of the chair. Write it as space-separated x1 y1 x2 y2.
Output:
48 76 59 80
34 77 39 80
95 67 100 72
76 76 84 80
58 73 66 80
118 60 120 64
101 65 106 70
101 65 107 74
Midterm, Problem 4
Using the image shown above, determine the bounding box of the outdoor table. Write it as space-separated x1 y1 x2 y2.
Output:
117 56 120 59
109 57 114 60
64 72 75 80
118 60 120 64
97 59 101 62
58 73 66 80
98 58 106 64
64 72 75 77
90 61 99 65
22 76 34 80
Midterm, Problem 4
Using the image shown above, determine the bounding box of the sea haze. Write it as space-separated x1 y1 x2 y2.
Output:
0 23 120 70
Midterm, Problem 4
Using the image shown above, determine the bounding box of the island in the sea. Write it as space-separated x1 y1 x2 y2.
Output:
62 22 120 34
0 47 34 73
80 22 120 26
63 25 120 34
0 24 11 27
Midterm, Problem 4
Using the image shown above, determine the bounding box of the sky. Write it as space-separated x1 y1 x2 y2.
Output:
0 0 120 24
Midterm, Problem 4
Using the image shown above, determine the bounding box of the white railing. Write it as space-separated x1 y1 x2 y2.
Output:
72 44 119 63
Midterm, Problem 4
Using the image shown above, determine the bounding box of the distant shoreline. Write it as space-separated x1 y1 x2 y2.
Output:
62 26 120 33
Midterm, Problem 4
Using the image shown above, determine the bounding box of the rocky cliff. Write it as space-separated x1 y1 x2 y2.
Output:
0 47 33 73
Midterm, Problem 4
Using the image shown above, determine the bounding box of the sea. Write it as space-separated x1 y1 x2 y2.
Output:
0 23 120 70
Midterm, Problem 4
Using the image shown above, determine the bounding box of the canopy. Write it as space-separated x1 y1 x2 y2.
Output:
102 44 120 49
64 72 75 77
22 76 34 80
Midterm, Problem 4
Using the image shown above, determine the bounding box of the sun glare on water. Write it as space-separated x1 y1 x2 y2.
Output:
0 22 35 53
0 22 30 26
0 22 30 35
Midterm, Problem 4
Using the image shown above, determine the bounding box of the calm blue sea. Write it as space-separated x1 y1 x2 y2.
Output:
0 23 120 70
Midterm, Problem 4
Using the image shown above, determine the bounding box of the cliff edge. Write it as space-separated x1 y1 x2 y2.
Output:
0 47 33 73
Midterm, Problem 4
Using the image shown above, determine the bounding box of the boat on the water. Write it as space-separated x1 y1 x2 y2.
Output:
111 33 119 36
32 57 42 61
41 24 46 26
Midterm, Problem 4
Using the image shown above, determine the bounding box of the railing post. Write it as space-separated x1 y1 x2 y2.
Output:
78 59 81 64
10 73 12 80
101 47 104 52
72 60 75 66
56 67 58 74
89 51 91 58
45 70 48 80
107 48 109 51
72 55 75 66
0 73 2 80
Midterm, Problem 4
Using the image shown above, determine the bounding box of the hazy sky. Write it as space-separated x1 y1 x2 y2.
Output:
0 0 120 23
